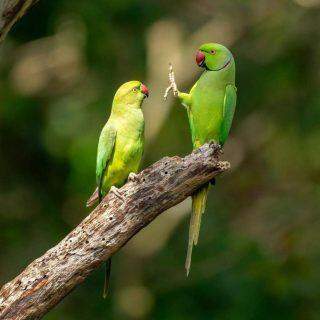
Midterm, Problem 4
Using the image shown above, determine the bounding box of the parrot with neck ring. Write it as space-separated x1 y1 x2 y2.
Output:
165 43 237 275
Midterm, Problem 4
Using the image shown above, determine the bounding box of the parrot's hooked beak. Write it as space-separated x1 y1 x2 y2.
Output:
141 83 149 98
196 51 206 68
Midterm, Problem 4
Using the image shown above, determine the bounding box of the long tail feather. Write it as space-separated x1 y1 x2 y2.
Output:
88 185 112 297
193 186 208 246
103 258 112 299
185 183 209 276
185 202 197 276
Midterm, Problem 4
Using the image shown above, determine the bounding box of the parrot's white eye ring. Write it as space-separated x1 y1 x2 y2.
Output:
132 88 138 92
210 49 216 55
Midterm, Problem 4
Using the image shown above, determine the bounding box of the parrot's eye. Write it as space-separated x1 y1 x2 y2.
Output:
210 49 216 55
132 88 138 92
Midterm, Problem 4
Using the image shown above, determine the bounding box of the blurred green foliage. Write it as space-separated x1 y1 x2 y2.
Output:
1 0 320 319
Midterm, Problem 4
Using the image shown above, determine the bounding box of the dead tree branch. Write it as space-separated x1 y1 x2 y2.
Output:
0 0 39 43
0 142 230 320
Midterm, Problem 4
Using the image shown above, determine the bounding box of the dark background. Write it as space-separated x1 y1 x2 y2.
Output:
1 0 320 319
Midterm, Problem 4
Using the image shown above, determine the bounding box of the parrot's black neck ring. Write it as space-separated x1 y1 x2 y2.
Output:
206 56 232 72
215 57 232 71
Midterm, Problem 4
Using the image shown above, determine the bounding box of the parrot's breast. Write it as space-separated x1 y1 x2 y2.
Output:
190 69 234 146
101 111 144 194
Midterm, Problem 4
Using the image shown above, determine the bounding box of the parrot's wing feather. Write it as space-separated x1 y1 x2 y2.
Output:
96 124 117 201
220 84 237 145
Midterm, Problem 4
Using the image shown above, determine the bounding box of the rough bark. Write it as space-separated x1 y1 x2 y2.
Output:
0 142 230 320
0 0 38 43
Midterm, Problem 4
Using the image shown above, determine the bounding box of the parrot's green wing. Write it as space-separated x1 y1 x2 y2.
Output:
96 124 117 201
220 84 237 145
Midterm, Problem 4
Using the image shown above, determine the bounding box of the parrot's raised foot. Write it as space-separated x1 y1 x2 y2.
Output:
128 172 139 183
109 186 125 202
164 63 178 100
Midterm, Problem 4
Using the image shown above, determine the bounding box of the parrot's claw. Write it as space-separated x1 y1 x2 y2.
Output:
164 63 178 100
128 172 139 183
109 186 125 202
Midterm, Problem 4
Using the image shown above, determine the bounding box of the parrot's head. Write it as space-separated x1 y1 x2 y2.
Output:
114 81 149 107
196 43 234 72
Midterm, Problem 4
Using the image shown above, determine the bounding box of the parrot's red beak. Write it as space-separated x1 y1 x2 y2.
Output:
141 83 149 98
196 51 206 67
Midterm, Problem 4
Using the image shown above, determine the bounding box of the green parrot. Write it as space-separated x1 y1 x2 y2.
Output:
165 43 237 275
87 80 149 296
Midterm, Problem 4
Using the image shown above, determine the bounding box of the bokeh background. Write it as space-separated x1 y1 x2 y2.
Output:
1 0 320 319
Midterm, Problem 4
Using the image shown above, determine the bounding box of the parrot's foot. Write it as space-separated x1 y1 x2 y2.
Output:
110 186 125 202
128 172 139 183
164 63 178 100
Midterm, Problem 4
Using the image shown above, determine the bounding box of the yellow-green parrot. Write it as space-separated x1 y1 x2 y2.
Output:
87 80 149 296
165 43 237 275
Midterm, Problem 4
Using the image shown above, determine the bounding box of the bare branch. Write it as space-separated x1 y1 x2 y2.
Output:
0 0 39 43
0 143 230 320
